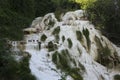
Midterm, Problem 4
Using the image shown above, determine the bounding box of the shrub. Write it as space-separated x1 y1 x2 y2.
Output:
52 26 60 42
52 26 60 35
48 41 54 52
82 28 91 50
86 0 120 45
0 44 36 80
48 20 55 27
55 34 59 43
52 49 84 80
67 38 73 48
94 36 115 68
76 31 83 42
41 34 47 42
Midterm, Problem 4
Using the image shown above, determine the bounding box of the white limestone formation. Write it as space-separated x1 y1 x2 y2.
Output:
12 10 120 80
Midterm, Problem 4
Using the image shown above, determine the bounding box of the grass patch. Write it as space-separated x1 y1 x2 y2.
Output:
67 38 73 48
52 26 60 35
94 36 113 67
52 51 59 65
100 46 112 67
52 26 60 42
102 47 111 57
82 28 91 50
69 68 83 80
55 34 59 43
76 31 83 42
41 34 47 42
52 49 84 80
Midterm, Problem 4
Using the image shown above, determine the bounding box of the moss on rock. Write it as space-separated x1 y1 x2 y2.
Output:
52 26 60 42
47 41 55 51
76 31 83 42
67 38 73 48
94 36 115 68
52 49 84 80
52 26 60 35
82 28 91 50
41 34 47 42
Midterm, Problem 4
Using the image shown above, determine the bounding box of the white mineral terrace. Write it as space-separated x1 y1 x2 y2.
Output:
11 10 120 80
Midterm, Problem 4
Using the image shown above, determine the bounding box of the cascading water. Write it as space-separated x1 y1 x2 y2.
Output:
14 10 120 80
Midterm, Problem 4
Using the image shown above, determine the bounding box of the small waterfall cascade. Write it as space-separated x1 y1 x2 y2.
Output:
12 10 120 80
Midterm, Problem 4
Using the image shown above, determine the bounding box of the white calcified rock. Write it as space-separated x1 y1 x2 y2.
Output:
13 10 120 80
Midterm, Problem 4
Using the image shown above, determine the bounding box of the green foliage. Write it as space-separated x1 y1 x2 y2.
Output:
86 0 120 44
52 49 84 80
0 0 81 79
52 26 60 35
102 47 111 57
0 0 34 40
47 41 58 52
101 47 112 67
9 0 35 19
0 0 80 40
54 8 67 21
114 74 120 80
94 36 117 68
41 34 47 42
52 51 59 64
48 20 55 27
0 39 36 80
82 28 91 50
53 0 81 21
76 31 83 42
35 0 56 17
48 41 54 52
75 0 96 9
52 0 80 10
52 26 60 42
55 35 60 43
62 36 65 42
67 38 73 48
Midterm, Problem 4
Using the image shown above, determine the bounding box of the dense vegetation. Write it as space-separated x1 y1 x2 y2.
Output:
0 0 80 79
0 39 36 80
85 0 120 45
0 0 80 40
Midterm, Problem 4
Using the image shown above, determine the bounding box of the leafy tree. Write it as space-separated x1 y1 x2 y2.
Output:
52 0 80 10
86 0 120 45
9 0 35 19
0 39 36 80
75 0 96 9
34 0 56 17
0 0 81 79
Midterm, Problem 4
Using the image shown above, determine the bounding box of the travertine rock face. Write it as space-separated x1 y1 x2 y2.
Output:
14 10 120 80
